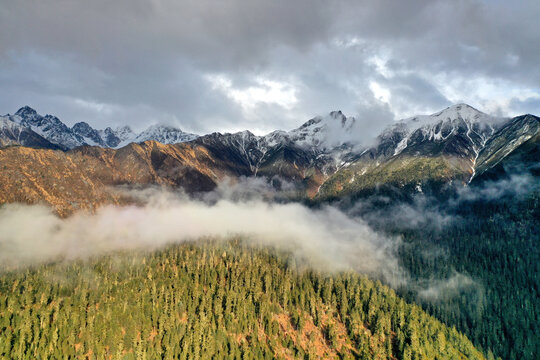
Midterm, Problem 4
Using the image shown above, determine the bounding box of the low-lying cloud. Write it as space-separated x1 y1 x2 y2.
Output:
346 193 455 232
457 173 538 202
418 272 483 302
0 188 405 286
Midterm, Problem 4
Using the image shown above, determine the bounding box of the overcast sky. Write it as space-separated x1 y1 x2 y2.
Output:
1 0 539 134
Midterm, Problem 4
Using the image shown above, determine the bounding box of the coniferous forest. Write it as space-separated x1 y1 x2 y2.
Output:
0 240 486 360
394 192 539 360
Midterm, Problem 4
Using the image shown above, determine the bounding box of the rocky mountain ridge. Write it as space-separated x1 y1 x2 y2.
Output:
0 104 538 213
0 106 198 149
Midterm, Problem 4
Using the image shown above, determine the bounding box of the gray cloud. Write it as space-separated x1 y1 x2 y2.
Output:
0 0 538 134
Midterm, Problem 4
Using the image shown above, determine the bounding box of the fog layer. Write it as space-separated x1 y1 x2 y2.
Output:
0 188 404 285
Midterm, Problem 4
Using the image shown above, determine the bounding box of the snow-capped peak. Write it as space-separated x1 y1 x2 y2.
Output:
135 124 198 145
404 104 499 128
72 122 105 146
286 110 359 150
15 105 38 118
11 107 85 149
102 125 137 147
383 104 508 157
114 125 136 141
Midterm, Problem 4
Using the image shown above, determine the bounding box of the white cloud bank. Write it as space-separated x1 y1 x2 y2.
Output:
0 189 404 286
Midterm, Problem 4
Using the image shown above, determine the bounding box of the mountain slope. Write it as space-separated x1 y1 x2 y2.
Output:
0 141 252 215
473 114 540 179
0 241 486 360
193 130 332 196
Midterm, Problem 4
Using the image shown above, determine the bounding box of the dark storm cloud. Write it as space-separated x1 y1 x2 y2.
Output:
0 0 538 134
0 0 334 69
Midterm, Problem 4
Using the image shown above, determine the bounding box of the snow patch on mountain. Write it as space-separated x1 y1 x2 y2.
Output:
0 116 25 134
0 117 27 146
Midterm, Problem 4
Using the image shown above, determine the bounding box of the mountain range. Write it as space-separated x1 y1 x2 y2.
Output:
0 104 538 214
0 106 198 150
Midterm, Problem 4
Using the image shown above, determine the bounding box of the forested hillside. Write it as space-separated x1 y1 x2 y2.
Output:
0 241 485 360
341 184 539 360
379 191 539 360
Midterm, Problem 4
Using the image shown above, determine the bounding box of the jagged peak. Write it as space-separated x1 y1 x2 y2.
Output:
400 104 502 130
137 124 197 138
297 111 354 132
135 123 198 145
72 121 93 131
102 127 115 135
329 110 345 118
519 113 540 121
205 129 253 138
15 106 38 117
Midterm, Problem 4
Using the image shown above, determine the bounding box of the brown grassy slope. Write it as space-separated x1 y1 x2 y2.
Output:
0 141 242 216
